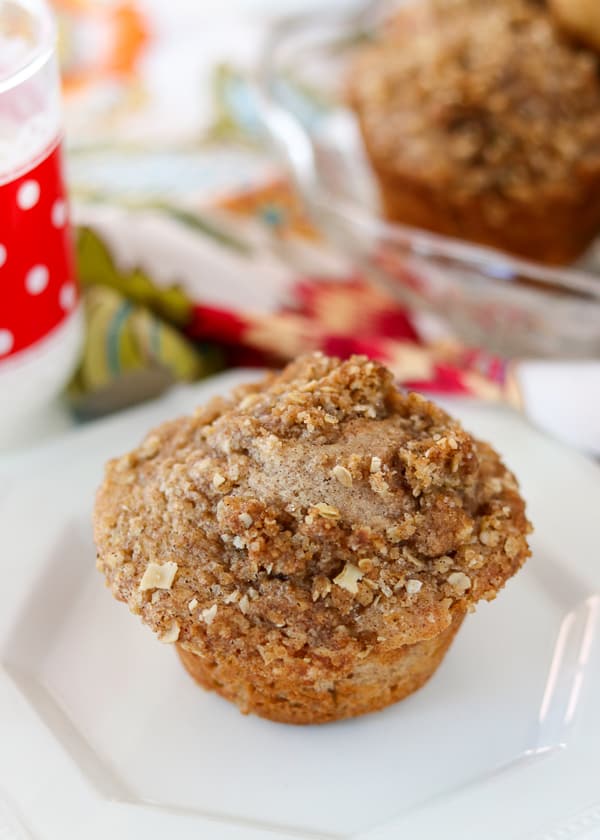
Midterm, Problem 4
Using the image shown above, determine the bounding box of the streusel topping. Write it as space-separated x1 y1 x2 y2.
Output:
95 354 531 670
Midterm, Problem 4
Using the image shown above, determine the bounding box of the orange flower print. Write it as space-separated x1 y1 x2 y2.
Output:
53 0 150 92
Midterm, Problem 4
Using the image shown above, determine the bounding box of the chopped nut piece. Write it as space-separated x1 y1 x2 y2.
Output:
380 582 393 597
138 561 178 591
224 589 240 604
387 522 416 542
447 572 472 594
358 557 374 571
233 535 246 549
239 594 250 614
480 529 501 547
201 604 218 625
158 621 180 643
505 535 521 559
188 598 199 611
239 394 259 409
333 563 363 594
369 473 390 496
239 513 253 528
212 473 226 489
114 453 134 472
370 456 382 473
492 477 507 494
406 579 422 595
332 465 353 488
139 435 160 459
315 503 341 520
151 591 161 604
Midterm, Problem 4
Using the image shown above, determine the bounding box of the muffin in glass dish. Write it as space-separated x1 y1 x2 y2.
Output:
349 0 600 265
94 354 531 724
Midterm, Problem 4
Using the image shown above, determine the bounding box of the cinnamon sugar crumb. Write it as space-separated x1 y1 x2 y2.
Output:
104 552 122 569
505 535 521 559
312 575 332 601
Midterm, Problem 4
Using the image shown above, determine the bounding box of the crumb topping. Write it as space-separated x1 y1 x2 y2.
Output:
94 353 531 675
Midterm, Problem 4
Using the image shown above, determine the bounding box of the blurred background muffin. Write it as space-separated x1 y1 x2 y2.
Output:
349 0 600 264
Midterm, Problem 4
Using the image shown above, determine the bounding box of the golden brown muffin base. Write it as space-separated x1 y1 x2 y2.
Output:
371 159 600 266
177 610 465 725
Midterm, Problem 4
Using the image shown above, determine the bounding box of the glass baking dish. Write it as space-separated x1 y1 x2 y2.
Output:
256 1 600 358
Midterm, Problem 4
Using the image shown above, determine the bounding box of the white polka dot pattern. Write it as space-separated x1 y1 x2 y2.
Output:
0 330 14 356
59 283 76 311
1 141 77 360
17 180 40 210
25 265 49 295
51 199 68 228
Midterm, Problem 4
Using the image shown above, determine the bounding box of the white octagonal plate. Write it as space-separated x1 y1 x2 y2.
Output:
0 370 599 840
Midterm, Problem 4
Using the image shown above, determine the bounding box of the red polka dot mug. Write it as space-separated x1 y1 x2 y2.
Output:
0 0 81 441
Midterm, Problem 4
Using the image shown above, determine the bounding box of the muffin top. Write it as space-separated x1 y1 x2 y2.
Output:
94 354 530 668
349 0 600 199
